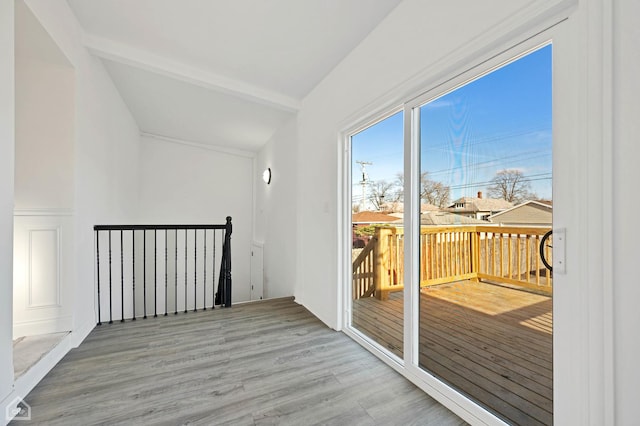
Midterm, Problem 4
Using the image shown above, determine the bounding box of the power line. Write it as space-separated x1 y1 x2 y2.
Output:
353 151 551 183
421 126 551 152
446 174 552 191
351 172 551 196
425 152 551 178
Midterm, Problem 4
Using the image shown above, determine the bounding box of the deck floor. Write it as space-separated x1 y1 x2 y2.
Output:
14 297 465 426
352 281 553 426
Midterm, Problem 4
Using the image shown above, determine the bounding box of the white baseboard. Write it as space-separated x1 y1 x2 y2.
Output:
1 320 95 425
13 316 73 339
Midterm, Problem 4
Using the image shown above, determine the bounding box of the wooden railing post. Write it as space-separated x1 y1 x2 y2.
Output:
471 228 480 282
374 227 391 300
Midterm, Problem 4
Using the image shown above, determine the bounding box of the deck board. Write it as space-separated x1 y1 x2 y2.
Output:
352 280 553 426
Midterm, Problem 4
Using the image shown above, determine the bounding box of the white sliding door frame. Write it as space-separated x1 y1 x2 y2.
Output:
340 5 612 423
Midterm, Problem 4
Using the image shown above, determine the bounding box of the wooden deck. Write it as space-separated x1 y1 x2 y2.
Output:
352 280 553 426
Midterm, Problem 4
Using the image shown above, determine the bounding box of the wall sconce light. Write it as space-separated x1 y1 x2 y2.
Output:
262 168 272 185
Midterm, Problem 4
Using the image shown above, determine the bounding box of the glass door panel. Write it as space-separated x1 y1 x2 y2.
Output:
350 111 404 358
417 45 553 425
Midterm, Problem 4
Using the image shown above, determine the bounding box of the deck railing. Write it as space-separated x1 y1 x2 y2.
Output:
352 225 552 300
94 217 232 325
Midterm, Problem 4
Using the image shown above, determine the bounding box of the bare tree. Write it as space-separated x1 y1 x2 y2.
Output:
487 169 537 203
394 172 405 202
368 180 397 211
393 172 450 208
420 172 450 208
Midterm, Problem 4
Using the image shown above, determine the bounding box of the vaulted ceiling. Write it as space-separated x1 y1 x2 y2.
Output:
65 0 403 152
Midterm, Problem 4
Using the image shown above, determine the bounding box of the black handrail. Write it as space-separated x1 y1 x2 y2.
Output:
215 217 233 308
94 224 229 231
94 217 232 325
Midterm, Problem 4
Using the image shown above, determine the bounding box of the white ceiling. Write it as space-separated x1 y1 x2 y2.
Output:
66 0 403 151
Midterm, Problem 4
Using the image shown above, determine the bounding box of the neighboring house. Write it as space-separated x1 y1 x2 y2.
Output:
421 203 441 213
420 211 489 226
446 192 513 221
368 201 440 214
352 211 399 248
488 200 553 226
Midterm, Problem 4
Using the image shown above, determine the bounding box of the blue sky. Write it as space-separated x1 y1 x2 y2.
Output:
352 44 552 205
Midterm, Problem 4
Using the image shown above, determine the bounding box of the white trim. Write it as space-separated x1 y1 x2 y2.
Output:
404 40 554 109
336 133 347 332
12 317 72 339
339 0 575 133
13 208 74 217
404 103 419 366
581 0 614 422
83 34 301 113
141 132 256 159
599 0 615 421
338 130 349 331
2 328 82 425
68 320 94 349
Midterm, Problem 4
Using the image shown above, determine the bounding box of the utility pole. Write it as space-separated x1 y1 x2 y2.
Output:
356 161 372 211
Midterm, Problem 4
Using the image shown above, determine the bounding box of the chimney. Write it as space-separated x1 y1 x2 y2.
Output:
477 191 483 199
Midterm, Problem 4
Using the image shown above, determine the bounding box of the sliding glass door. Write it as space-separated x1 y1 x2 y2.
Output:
345 40 561 425
416 45 553 425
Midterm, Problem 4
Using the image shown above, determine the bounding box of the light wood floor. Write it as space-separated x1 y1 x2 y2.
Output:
14 297 465 426
353 281 552 426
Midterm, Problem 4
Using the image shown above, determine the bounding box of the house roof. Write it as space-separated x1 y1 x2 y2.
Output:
352 211 399 224
421 211 488 225
421 203 441 212
534 200 553 207
447 197 513 213
488 200 553 225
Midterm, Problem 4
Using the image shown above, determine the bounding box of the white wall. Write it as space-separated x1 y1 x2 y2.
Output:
295 0 542 328
254 117 298 299
613 0 640 423
14 0 74 211
21 0 141 348
138 135 253 303
0 0 15 405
